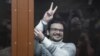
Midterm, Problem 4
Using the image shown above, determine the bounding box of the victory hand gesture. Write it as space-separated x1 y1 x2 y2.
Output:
43 2 58 23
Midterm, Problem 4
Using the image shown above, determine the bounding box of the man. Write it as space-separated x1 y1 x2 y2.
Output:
34 2 76 56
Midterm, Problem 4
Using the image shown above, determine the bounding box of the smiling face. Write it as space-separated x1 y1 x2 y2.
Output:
49 23 64 42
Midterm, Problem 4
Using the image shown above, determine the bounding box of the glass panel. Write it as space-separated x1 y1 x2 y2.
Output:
0 0 11 56
35 0 100 56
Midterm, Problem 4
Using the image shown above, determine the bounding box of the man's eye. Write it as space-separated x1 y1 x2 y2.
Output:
51 28 63 32
59 29 63 32
51 28 57 31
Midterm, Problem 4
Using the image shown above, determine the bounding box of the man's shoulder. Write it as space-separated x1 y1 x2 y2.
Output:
64 42 76 47
62 42 76 55
64 43 76 47
62 42 76 50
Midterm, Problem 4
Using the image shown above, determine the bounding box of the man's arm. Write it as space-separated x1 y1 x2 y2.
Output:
42 37 76 56
35 19 47 32
35 2 58 41
35 2 58 32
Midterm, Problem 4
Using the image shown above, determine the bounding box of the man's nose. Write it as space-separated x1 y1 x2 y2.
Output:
56 30 60 33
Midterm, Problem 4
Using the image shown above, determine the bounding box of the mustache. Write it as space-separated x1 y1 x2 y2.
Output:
53 33 61 36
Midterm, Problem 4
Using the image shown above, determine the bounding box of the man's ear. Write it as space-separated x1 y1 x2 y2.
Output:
47 30 49 35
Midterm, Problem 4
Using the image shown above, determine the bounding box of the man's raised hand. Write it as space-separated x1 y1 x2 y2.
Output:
43 2 58 23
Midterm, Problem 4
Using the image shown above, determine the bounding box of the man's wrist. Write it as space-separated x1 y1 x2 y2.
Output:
41 19 47 25
40 36 45 42
41 37 52 48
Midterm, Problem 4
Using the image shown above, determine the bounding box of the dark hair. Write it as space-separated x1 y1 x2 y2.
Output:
47 17 66 32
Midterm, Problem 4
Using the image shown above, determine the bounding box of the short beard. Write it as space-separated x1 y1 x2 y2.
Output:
49 37 63 42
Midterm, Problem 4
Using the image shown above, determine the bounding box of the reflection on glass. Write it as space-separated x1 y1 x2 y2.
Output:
35 0 100 56
0 0 11 56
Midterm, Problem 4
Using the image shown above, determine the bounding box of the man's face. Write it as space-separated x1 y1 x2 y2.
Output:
49 23 64 42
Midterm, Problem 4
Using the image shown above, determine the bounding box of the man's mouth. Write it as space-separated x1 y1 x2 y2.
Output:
53 34 60 36
53 35 61 38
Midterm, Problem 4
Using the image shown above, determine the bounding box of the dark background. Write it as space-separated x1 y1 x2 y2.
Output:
0 0 11 49
35 0 100 25
34 0 100 42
